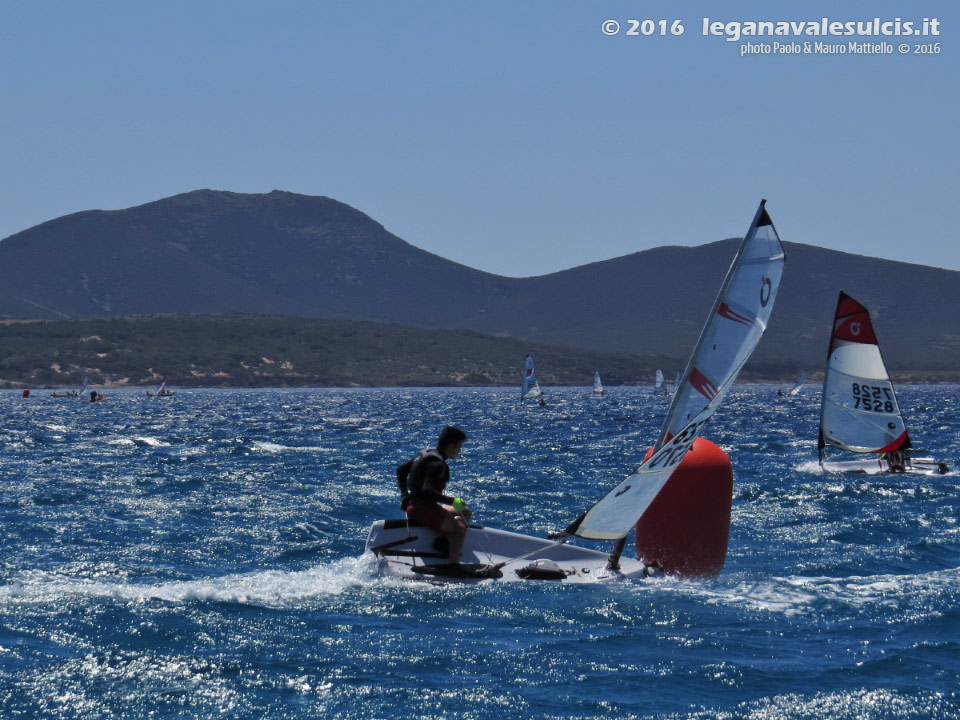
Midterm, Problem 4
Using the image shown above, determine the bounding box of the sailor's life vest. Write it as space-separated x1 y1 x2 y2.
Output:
398 448 446 510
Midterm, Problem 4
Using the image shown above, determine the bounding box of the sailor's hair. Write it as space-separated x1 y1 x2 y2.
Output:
438 425 467 448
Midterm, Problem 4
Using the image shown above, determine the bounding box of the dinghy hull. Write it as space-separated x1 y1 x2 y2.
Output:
365 520 657 583
821 457 948 476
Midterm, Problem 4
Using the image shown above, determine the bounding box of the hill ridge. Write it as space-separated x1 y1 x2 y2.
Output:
1 189 958 373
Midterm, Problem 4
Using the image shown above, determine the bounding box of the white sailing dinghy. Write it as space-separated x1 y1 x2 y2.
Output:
779 370 806 397
818 292 948 476
366 201 785 582
147 378 174 397
52 375 88 398
592 371 604 396
787 370 807 396
654 369 665 395
519 355 544 405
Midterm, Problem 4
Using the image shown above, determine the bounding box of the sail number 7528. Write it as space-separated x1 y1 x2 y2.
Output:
851 383 895 413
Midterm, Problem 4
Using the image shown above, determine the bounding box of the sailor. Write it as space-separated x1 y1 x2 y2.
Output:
397 425 470 565
887 450 906 473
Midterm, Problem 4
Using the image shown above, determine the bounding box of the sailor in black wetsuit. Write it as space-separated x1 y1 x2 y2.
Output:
397 426 470 565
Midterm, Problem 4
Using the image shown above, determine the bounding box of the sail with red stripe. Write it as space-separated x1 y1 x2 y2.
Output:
567 200 785 540
818 292 909 460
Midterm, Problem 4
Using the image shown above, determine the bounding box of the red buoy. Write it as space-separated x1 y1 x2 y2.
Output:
635 437 733 578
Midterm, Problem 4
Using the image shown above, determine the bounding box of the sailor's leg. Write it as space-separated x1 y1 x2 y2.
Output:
440 513 468 564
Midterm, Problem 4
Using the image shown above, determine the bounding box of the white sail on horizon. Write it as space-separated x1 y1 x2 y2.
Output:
567 200 785 540
520 355 543 401
788 370 807 396
593 371 604 395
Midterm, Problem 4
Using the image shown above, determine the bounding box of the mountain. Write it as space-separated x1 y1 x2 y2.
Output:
1 189 957 374
0 190 517 324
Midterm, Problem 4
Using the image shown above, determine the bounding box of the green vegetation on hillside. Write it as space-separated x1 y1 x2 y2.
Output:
0 315 683 388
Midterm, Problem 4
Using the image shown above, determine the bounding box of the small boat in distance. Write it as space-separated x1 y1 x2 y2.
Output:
52 375 88 398
779 370 807 397
592 371 604 396
654 369 665 395
520 355 544 405
818 291 948 475
147 378 174 397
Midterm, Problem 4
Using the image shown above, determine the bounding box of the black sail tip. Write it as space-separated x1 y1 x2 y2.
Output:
756 201 773 227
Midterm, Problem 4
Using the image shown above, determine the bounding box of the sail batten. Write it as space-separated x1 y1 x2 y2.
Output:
567 201 785 541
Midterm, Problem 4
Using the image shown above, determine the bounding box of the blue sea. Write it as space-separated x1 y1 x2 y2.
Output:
1 386 958 719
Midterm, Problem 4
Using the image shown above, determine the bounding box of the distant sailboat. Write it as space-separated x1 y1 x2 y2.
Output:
817 292 947 475
670 370 680 396
147 377 174 398
592 371 604 396
520 355 544 405
780 370 807 397
52 374 88 398
654 369 665 395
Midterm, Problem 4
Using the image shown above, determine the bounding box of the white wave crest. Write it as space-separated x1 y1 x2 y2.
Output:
0 555 394 608
692 566 960 616
134 436 171 448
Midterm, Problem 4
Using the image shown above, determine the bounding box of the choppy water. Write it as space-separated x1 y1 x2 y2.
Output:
1 386 958 719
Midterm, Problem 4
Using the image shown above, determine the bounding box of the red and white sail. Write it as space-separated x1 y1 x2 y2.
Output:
818 292 909 459
567 201 785 540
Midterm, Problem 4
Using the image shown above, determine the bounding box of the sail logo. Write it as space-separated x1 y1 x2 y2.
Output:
717 302 753 328
760 276 772 306
833 310 877 344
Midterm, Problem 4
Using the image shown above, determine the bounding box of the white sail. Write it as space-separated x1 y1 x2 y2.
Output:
567 201 785 540
78 375 89 396
670 370 680 396
787 370 807 396
593 371 604 395
520 355 543 400
654 369 664 391
818 292 908 459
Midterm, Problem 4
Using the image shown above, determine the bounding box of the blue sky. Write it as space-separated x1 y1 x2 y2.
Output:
1 1 955 276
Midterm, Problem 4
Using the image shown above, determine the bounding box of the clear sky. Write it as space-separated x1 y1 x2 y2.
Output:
1 1 956 277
